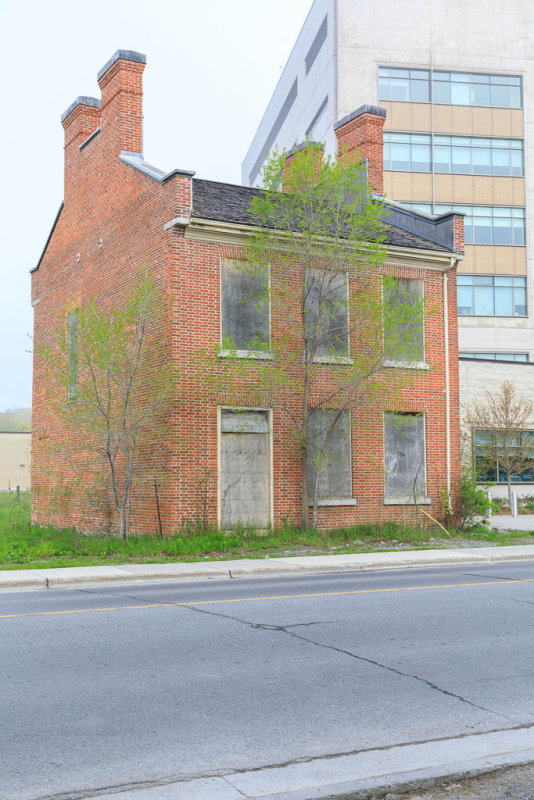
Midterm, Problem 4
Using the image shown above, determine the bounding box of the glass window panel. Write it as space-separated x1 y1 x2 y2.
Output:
452 145 472 173
511 150 523 176
475 286 494 314
472 73 490 83
473 217 492 244
510 86 522 107
493 217 512 245
513 220 525 246
410 79 429 102
455 73 471 82
457 275 473 285
491 75 509 85
472 83 491 105
510 76 522 86
513 277 527 287
379 67 390 77
411 143 431 171
391 68 409 77
434 145 451 173
490 84 509 107
516 354 529 362
491 148 510 176
451 82 470 105
457 286 474 315
494 276 513 286
391 142 410 170
514 288 527 316
494 286 513 315
378 78 390 100
432 80 450 104
391 78 410 101
475 275 493 286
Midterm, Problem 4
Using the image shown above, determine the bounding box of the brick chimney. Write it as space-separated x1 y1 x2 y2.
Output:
97 50 146 154
282 141 324 192
61 97 101 150
334 105 386 194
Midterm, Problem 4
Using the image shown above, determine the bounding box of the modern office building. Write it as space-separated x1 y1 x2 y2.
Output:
242 0 534 493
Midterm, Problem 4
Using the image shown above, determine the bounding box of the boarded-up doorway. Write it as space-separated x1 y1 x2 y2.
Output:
220 410 271 528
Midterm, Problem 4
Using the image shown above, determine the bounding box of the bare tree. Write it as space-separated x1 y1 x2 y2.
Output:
464 379 534 506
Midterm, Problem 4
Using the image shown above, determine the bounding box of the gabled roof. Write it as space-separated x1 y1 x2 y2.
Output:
192 179 453 254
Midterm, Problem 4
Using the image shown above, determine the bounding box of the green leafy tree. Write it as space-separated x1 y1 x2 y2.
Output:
206 142 426 528
40 274 175 538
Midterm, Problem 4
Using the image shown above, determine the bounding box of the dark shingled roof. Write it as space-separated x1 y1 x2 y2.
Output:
192 179 452 253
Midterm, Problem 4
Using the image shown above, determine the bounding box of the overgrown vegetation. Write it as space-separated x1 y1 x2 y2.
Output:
2 492 534 570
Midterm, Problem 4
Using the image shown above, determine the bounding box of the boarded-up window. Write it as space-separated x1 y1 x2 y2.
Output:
221 259 269 350
384 413 426 499
307 409 352 499
67 310 79 401
304 269 348 357
220 410 270 527
383 277 424 362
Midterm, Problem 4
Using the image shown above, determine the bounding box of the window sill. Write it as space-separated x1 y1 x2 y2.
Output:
309 498 357 507
383 360 429 370
218 349 274 360
384 497 431 505
313 355 353 366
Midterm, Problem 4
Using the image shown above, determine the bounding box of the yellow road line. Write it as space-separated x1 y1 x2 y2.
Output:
1 578 534 620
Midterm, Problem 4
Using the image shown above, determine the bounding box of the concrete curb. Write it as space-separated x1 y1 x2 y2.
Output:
3 544 534 591
81 726 534 799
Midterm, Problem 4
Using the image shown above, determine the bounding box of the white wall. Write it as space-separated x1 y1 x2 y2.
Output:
241 0 336 186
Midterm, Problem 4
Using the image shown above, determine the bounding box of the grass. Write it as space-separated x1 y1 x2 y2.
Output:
2 491 534 570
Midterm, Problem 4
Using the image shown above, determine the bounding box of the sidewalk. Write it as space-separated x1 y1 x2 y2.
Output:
2 543 534 591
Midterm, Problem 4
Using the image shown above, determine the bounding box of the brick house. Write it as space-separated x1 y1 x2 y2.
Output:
31 50 463 534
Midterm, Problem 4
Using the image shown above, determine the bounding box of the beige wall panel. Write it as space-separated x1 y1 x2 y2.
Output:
452 106 474 134
411 103 432 132
382 101 393 130
472 176 497 204
513 179 526 205
471 107 492 135
459 247 526 276
451 174 474 203
434 173 455 201
434 105 453 132
0 433 31 491
411 172 433 199
384 171 415 200
510 110 524 138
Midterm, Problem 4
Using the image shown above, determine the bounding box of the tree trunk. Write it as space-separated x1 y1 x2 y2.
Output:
119 506 126 540
300 446 309 529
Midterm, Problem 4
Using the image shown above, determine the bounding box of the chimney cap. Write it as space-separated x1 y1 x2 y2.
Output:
334 104 386 132
97 49 146 81
61 95 101 124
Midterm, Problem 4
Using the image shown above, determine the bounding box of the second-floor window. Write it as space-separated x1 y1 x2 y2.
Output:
431 205 525 246
220 259 269 352
304 269 349 358
383 277 425 364
384 132 523 177
457 275 527 317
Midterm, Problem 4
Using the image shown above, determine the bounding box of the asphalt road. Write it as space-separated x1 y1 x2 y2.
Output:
3 563 534 800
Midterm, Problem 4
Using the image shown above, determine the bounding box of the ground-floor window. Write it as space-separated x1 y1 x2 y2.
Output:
474 428 534 483
220 409 271 527
307 409 352 501
384 412 426 501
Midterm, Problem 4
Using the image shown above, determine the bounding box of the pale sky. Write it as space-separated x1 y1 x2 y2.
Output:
0 0 312 412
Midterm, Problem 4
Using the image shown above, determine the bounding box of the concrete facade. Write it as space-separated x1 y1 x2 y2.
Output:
0 432 31 491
